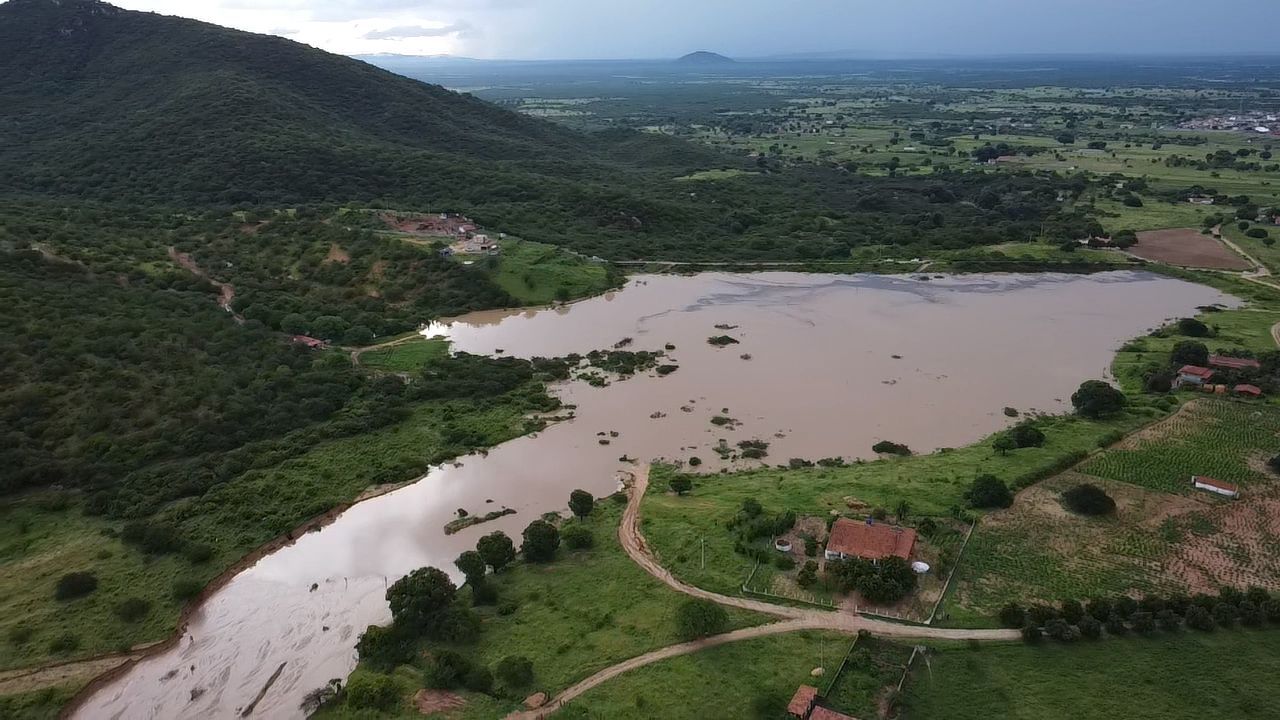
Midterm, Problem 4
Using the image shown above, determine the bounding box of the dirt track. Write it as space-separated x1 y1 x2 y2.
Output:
506 466 1016 719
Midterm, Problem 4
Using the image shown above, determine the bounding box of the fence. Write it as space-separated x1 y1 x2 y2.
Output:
819 635 861 697
924 518 978 625
741 562 837 609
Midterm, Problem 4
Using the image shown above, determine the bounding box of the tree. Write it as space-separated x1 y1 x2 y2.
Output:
1185 605 1215 631
386 567 456 632
1061 484 1116 516
1156 609 1182 632
675 598 729 640
1131 611 1156 635
114 598 151 623
1045 618 1076 641
669 476 693 495
477 531 516 572
342 325 375 345
965 475 1013 509
1060 599 1085 624
455 550 487 586
521 520 560 563
356 624 413 670
280 312 307 335
998 603 1026 628
568 489 594 519
496 655 534 687
894 499 911 522
992 435 1017 456
1021 623 1043 643
1056 132 1076 144
1078 615 1103 639
54 572 98 601
1070 380 1125 419
1170 340 1209 366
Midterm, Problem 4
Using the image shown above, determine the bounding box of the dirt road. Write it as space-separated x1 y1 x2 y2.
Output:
167 247 243 322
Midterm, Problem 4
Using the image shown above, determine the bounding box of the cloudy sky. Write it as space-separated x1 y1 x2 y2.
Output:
106 0 1280 59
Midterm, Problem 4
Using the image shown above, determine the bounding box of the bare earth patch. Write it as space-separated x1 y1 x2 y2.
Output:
414 688 466 715
325 243 351 264
1130 228 1251 270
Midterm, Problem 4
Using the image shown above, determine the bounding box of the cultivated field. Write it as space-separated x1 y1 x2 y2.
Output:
1128 228 1252 270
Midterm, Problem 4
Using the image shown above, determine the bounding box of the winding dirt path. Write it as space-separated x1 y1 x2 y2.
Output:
506 466 1015 719
168 247 243 323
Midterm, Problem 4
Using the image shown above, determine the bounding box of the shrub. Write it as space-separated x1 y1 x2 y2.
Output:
966 475 1013 509
183 543 214 564
8 626 34 645
998 603 1026 628
1027 604 1058 626
463 666 494 694
521 520 560 563
1105 613 1129 636
345 673 399 710
387 567 456 631
497 598 519 616
872 440 911 456
687 457 702 468
774 554 795 570
675 598 729 640
1059 599 1085 624
423 650 472 689
1238 600 1263 627
1156 609 1182 632
1212 602 1238 627
121 521 183 555
1078 615 1103 639
562 525 594 550
54 572 98 601
826 556 918 603
797 560 818 588
1044 618 1076 641
495 655 534 687
1113 596 1138 619
1021 623 1042 643
1131 611 1156 635
1185 605 1215 631
1061 484 1116 516
1010 424 1045 448
48 632 80 653
802 536 819 557
1247 227 1269 239
114 598 151 623
356 624 413 670
172 579 203 600
1170 340 1209 366
1176 317 1210 337
1086 597 1113 621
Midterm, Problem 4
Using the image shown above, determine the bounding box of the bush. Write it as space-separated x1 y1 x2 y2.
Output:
998 603 1026 628
48 632 80 653
521 520 560 563
172 578 203 600
387 567 456 631
1061 484 1116 516
184 543 214 564
1131 611 1156 635
1044 618 1076 641
1186 605 1215 631
1212 602 1238 627
495 655 534 687
1246 227 1269 239
675 598 729 640
1010 424 1045 448
1170 340 1209 366
797 560 818 588
1020 623 1042 643
1059 599 1085 624
872 440 911 456
1176 317 1210 337
1078 615 1103 639
54 572 98 601
1105 613 1129 636
1238 600 1263 627
497 598 519 616
463 666 494 694
7 626 34 645
774 554 795 570
1086 597 1112 621
1156 609 1182 632
1027 604 1058 626
114 598 151 623
562 525 594 550
423 649 472 689
826 556 918 603
356 624 413 670
121 521 184 555
345 673 399 710
965 475 1013 509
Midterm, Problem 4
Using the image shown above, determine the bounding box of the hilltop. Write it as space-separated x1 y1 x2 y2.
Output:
676 50 736 65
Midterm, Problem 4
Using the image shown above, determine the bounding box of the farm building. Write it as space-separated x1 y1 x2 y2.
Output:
787 686 818 718
824 517 916 563
1192 476 1240 499
786 686 857 720
290 335 328 349
1176 365 1215 386
1235 384 1263 398
1208 355 1261 371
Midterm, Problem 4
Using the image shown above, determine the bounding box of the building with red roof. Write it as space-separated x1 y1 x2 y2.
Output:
1192 476 1240 498
824 517 916 563
1235 384 1263 398
1209 355 1261 371
787 685 819 718
290 335 328 349
1176 365 1215 386
808 708 858 720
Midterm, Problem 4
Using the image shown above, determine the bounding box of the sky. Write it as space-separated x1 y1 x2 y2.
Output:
103 0 1280 60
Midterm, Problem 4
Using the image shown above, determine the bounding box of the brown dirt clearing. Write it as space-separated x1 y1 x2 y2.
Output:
1130 228 1251 270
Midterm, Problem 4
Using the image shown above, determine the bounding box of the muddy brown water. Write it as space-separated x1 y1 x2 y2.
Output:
75 271 1234 719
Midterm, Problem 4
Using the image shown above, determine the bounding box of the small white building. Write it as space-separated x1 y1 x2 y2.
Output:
1192 476 1239 499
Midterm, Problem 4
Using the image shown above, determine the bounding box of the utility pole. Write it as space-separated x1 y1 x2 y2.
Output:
700 537 705 570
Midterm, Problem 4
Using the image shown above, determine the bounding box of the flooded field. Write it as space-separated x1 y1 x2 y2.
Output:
75 271 1234 719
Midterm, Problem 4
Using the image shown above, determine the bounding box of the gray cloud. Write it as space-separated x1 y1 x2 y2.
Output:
364 22 474 40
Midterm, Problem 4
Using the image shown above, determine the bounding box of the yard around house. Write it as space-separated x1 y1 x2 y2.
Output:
357 336 449 372
901 631 1280 720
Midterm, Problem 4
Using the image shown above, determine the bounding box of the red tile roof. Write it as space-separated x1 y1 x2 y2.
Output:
1177 365 1215 379
1193 476 1239 493
291 335 327 349
809 707 859 720
1235 384 1263 396
787 685 818 717
1209 355 1261 371
827 518 916 561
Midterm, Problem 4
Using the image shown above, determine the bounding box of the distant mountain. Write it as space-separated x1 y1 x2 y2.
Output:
676 50 735 65
0 0 724 221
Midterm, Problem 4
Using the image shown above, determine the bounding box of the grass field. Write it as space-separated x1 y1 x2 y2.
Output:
0 386 549 671
320 500 770 719
902 632 1280 720
641 408 1162 601
0 683 80 720
489 239 615 305
359 336 449 372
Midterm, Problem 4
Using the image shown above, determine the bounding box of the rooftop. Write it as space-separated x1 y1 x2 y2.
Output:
1209 355 1261 371
787 685 819 717
1178 365 1215 379
1193 476 1239 493
827 517 916 561
809 707 859 720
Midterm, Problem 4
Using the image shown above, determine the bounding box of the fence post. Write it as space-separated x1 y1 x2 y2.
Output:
925 519 977 626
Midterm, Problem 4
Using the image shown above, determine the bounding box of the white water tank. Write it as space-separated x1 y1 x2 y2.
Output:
911 561 931 574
